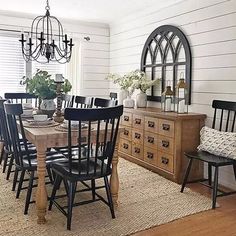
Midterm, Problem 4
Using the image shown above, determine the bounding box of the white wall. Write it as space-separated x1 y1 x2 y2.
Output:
109 0 236 189
0 11 110 97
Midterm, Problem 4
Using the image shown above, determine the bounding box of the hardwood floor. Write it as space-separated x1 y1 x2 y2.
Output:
133 183 236 236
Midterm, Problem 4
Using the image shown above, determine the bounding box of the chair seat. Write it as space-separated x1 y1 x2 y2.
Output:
185 151 235 166
52 158 111 181
20 151 68 170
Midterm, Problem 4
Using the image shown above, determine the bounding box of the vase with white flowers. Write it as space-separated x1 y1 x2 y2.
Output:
131 72 159 108
106 73 134 105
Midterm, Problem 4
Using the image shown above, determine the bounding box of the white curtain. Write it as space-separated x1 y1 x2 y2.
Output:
65 39 82 95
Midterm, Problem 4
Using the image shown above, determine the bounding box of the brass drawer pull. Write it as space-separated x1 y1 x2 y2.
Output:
147 152 154 159
162 140 169 148
135 118 141 124
148 121 155 128
134 147 140 153
147 136 154 144
135 133 141 139
123 143 129 149
161 157 169 165
124 116 129 121
124 130 129 136
162 124 170 131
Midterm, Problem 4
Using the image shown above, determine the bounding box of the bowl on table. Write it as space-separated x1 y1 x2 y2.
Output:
23 103 33 109
22 109 33 117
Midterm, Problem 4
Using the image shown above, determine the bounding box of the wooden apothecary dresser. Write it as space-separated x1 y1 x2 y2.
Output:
118 107 206 183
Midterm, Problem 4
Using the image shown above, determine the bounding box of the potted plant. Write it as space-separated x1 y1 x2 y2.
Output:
20 69 72 117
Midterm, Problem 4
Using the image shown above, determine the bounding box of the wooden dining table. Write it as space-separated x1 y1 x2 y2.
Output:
21 121 120 224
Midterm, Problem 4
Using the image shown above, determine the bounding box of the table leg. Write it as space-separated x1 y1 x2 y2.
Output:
36 141 48 224
110 143 119 207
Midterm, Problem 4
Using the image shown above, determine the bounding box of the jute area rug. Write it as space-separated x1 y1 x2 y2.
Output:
0 158 212 236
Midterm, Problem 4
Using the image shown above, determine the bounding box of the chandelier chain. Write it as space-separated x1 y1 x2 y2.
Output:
45 0 50 10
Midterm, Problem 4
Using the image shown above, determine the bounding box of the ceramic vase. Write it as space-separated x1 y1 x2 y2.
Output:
136 91 147 108
123 96 135 108
40 99 56 118
118 89 129 105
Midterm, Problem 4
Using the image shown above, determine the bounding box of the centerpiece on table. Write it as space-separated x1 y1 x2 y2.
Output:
20 69 72 117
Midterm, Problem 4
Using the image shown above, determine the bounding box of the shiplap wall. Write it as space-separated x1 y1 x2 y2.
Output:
109 0 236 189
0 12 110 97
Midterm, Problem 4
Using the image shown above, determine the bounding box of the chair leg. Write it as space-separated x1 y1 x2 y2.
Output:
12 168 19 191
212 166 219 209
181 158 193 193
233 164 236 181
6 155 14 180
67 181 77 230
46 166 54 184
208 163 212 186
48 174 62 211
0 143 4 165
16 170 25 198
24 171 35 215
2 151 8 173
104 176 115 219
91 179 95 201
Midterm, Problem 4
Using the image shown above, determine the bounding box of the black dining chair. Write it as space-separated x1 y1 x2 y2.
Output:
0 99 12 175
4 92 39 108
73 95 93 108
62 94 74 108
49 105 123 230
94 97 117 108
4 103 67 214
109 92 117 100
181 100 236 209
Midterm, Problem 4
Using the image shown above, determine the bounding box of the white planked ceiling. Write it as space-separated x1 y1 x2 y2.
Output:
0 0 183 24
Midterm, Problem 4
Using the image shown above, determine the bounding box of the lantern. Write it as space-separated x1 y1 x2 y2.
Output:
161 86 174 112
175 78 188 113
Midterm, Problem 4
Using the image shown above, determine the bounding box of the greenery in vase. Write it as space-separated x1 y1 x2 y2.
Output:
106 73 133 91
106 69 159 95
20 69 72 99
131 73 160 93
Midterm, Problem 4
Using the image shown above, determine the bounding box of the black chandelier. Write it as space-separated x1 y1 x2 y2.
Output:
19 0 74 64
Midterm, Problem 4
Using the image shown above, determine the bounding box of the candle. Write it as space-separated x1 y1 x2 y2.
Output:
55 74 64 82
179 99 185 113
165 98 172 111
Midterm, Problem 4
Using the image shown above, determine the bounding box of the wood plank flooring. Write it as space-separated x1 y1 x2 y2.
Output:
133 184 236 236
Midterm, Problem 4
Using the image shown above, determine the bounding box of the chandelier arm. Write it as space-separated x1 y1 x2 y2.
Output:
50 16 65 51
35 17 45 48
31 15 44 39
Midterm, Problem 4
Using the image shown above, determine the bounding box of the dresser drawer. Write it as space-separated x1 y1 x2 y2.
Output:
145 116 159 133
132 144 144 160
120 126 132 140
144 147 158 166
132 114 144 130
158 135 174 154
144 132 158 150
157 151 174 173
121 112 132 127
158 119 174 137
119 139 132 155
132 129 144 145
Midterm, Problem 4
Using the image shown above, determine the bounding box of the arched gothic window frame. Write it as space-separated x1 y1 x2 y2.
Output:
140 25 192 104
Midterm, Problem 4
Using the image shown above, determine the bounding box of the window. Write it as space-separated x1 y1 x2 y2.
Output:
32 60 65 76
0 34 25 97
0 32 66 97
